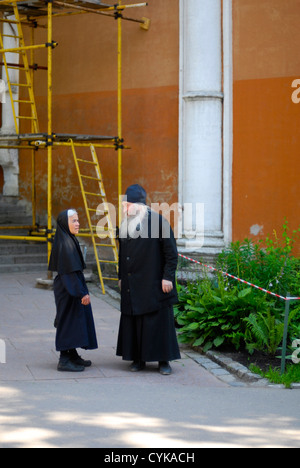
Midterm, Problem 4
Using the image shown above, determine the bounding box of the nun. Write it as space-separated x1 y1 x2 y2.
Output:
49 209 98 372
117 184 181 375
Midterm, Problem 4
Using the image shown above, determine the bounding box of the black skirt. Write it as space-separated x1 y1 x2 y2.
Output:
116 305 181 362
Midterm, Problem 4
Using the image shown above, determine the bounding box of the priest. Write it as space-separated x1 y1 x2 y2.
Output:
117 184 181 375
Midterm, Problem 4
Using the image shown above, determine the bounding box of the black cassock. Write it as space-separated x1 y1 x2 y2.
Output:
49 210 98 353
117 209 181 362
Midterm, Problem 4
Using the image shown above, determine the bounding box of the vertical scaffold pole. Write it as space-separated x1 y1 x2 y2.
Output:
117 0 122 225
30 26 36 228
47 0 53 271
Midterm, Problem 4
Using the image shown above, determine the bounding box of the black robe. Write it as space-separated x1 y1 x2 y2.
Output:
49 210 98 352
117 209 180 362
118 209 179 316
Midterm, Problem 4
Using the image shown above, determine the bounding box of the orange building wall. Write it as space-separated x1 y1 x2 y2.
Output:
19 0 179 226
17 0 300 252
232 0 300 251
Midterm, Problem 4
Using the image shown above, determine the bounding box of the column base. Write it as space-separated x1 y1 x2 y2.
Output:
177 230 225 255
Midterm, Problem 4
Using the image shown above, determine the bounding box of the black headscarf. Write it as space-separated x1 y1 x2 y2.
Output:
48 210 86 274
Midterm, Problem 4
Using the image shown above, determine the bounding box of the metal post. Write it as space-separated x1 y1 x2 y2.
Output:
30 26 36 228
47 0 53 274
117 0 122 226
281 294 291 375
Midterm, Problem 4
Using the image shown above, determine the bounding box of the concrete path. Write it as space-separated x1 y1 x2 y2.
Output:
0 272 299 448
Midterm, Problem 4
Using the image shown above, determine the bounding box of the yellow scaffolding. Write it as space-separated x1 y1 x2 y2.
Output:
0 0 149 291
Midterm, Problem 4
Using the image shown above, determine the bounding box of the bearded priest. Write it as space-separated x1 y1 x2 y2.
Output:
117 184 181 375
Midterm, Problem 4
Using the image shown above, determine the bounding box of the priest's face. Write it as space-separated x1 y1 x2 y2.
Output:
122 201 138 217
68 213 80 235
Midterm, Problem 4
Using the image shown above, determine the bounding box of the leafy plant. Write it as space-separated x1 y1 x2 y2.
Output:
245 310 285 355
217 220 300 298
266 218 300 256
175 220 300 356
250 363 300 389
175 275 269 352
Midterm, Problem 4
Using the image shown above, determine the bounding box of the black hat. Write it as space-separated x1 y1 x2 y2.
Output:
125 184 147 204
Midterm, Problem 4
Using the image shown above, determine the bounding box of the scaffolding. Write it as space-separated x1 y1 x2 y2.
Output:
0 0 149 293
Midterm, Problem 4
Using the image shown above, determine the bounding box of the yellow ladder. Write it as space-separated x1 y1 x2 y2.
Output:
0 2 39 134
71 140 119 294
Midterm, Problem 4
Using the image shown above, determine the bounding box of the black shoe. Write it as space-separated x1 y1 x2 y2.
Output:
57 357 85 373
68 350 92 368
70 356 92 368
130 361 146 372
159 361 172 375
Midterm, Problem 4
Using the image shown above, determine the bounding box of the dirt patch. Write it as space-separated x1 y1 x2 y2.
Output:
218 348 281 373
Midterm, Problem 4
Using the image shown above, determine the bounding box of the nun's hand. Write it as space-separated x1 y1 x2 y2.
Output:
162 279 173 294
81 294 91 306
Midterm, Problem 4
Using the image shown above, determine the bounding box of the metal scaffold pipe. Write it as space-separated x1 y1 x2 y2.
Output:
47 0 53 271
0 0 149 290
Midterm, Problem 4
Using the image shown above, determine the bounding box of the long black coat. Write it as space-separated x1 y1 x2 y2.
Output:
49 210 98 353
54 271 98 352
119 209 178 316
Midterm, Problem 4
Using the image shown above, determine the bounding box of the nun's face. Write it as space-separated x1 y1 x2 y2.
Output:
68 213 80 235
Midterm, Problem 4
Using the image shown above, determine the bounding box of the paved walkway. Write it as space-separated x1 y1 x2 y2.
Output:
0 271 300 448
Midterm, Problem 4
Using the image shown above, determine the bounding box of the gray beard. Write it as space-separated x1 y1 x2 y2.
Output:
119 206 149 239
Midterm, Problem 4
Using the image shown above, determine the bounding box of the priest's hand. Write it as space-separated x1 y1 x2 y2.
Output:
162 279 173 294
81 294 91 306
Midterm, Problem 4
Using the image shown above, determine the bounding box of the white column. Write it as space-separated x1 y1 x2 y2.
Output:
178 0 230 253
223 0 233 246
0 20 19 197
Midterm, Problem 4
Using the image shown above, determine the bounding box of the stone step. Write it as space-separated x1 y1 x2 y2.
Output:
0 196 41 227
0 261 98 273
0 215 33 225
0 263 48 273
0 202 27 212
0 243 46 255
0 253 48 265
0 197 29 211
0 250 96 263
0 197 98 273
0 239 98 273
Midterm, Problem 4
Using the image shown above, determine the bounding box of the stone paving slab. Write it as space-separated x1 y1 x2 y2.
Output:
0 271 226 388
1 272 300 448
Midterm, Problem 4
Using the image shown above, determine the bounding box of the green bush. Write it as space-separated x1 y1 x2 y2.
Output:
175 221 300 356
217 219 300 299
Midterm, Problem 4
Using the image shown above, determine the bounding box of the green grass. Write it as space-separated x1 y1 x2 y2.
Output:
250 363 300 389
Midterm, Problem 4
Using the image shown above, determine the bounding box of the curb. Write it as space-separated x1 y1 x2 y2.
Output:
184 347 300 389
183 349 261 387
205 349 265 384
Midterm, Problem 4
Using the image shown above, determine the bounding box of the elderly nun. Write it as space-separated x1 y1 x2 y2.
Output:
49 209 98 372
